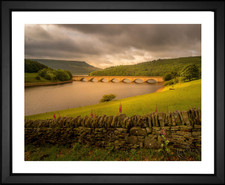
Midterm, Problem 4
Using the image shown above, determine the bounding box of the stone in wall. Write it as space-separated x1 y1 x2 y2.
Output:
130 127 147 136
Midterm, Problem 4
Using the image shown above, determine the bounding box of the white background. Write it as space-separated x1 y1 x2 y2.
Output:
12 12 214 174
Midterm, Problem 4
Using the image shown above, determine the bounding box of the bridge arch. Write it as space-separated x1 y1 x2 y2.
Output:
90 78 98 82
81 78 88 82
122 78 131 83
73 75 164 83
111 78 120 83
146 79 157 84
100 78 108 82
134 79 144 83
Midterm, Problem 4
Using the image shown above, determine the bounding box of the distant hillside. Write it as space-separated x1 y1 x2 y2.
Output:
28 59 100 75
90 56 201 76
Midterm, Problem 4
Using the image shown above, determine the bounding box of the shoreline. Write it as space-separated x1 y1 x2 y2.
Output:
25 79 201 120
156 86 165 92
25 80 73 88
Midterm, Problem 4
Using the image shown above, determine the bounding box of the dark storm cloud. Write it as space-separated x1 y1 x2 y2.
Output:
25 24 201 68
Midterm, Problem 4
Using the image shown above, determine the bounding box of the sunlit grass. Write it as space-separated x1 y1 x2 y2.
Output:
25 73 50 83
25 79 201 120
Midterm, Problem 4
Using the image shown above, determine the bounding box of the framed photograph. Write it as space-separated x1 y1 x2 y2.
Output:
1 1 224 184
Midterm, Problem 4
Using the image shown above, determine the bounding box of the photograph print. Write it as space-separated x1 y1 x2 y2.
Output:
24 24 201 161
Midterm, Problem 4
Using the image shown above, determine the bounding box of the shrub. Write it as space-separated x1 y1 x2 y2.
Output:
38 68 48 77
164 80 174 86
56 69 71 81
65 70 73 80
38 68 57 81
45 71 57 81
164 71 179 81
164 73 174 81
100 94 116 102
174 78 179 83
38 68 72 81
164 78 179 86
181 64 200 81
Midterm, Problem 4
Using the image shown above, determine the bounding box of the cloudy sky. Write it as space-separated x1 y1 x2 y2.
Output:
25 24 201 68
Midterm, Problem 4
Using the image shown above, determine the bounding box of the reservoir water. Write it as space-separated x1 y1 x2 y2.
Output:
25 82 163 116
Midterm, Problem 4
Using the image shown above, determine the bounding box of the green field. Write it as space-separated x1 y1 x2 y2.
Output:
25 79 201 120
25 73 52 83
25 72 73 87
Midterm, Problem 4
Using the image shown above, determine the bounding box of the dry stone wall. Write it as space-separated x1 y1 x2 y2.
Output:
25 109 201 150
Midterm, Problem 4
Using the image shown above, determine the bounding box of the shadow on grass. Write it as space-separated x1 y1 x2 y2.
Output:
25 143 201 161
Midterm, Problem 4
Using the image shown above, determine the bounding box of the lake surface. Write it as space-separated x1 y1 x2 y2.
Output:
25 82 163 116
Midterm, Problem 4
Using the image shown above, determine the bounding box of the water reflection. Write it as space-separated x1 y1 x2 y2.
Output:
101 78 108 83
123 79 131 83
111 78 119 83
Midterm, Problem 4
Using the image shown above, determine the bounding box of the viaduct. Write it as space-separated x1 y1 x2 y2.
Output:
73 76 164 83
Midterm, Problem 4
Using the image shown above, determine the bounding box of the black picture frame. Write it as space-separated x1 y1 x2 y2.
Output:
1 1 224 184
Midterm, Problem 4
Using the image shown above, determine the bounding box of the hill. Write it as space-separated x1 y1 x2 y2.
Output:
90 56 201 76
28 59 100 75
25 59 48 73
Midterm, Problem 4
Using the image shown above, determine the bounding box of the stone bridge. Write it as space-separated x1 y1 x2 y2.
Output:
73 76 164 83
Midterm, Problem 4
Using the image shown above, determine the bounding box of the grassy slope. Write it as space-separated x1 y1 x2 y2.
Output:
90 56 201 76
30 59 100 75
25 73 51 83
26 80 201 120
25 73 73 87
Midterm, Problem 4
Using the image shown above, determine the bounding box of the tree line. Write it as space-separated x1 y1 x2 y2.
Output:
90 56 201 77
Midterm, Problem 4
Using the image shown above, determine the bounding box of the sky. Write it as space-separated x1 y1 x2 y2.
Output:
25 24 201 68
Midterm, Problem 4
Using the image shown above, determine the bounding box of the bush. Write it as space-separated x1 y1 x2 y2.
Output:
45 71 57 81
65 70 73 80
164 78 179 86
164 80 174 86
164 73 174 81
38 68 56 80
100 94 116 102
164 71 179 81
55 69 71 81
38 68 48 77
25 59 48 73
38 68 72 81
181 64 200 81
174 78 179 83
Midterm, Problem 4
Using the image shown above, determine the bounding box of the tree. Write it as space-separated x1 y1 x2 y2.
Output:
65 70 73 79
181 64 200 81
164 73 174 81
164 71 178 81
38 68 72 81
38 68 49 77
25 59 48 73
55 69 70 81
